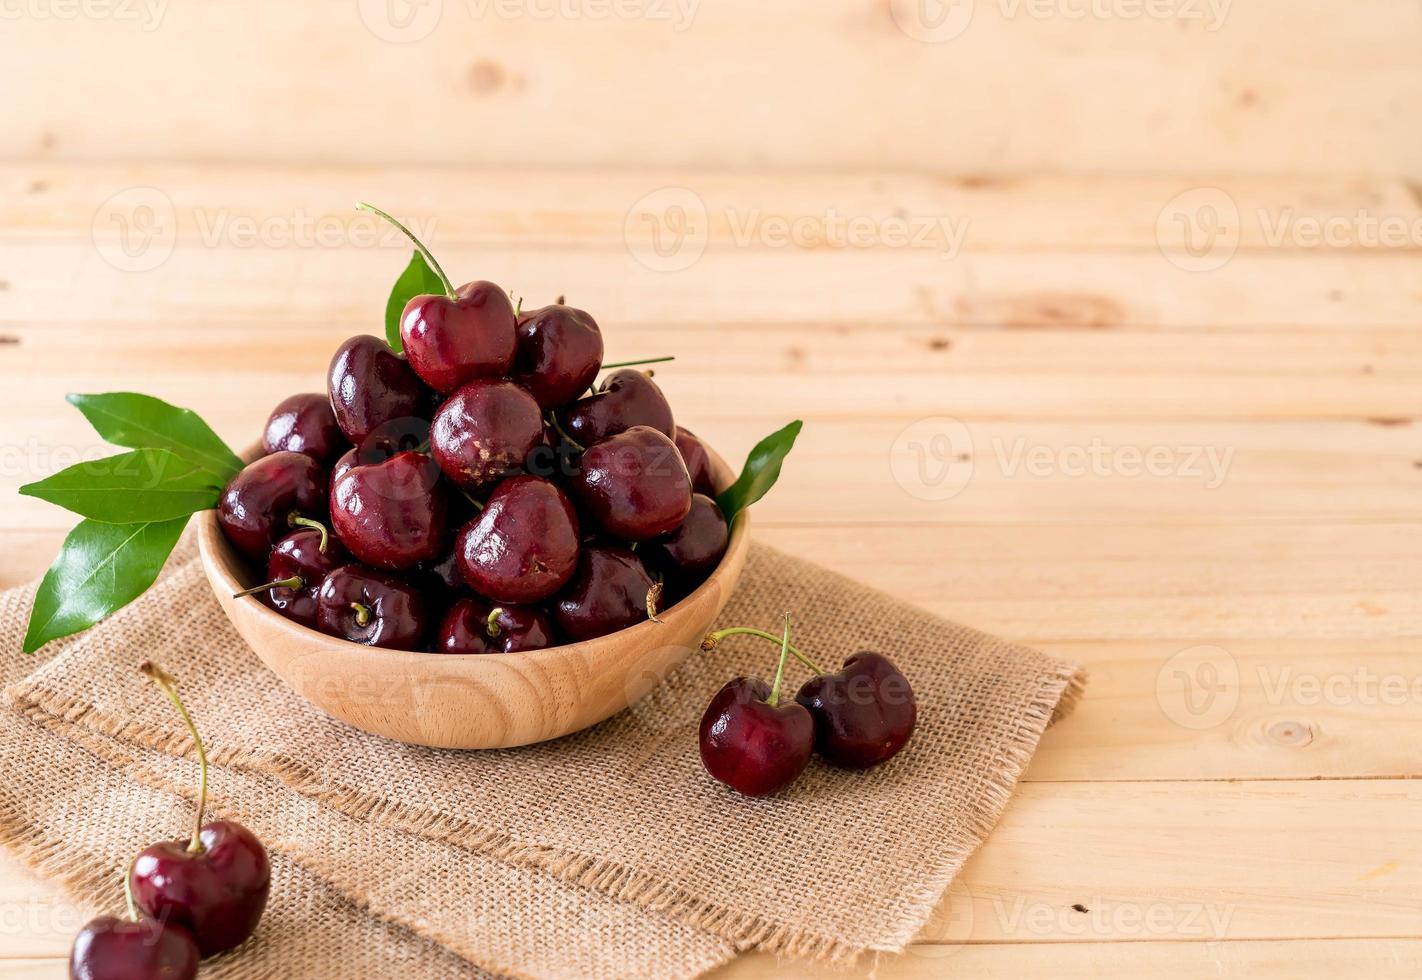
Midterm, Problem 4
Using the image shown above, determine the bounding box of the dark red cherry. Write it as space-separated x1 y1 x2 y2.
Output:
570 426 692 541
556 368 674 445
699 677 814 796
248 527 346 629
315 565 428 650
437 597 557 654
430 380 545 489
327 335 428 444
262 392 345 464
456 475 580 603
330 451 450 570
553 545 656 642
217 451 327 561
795 652 917 769
130 820 271 958
644 493 728 581
70 916 199 980
356 415 432 463
673 426 718 497
400 280 517 393
512 302 604 408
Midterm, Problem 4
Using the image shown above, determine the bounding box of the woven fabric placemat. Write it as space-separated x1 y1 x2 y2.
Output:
5 534 1082 971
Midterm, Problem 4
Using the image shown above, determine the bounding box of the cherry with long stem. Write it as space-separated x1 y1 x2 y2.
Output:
701 625 823 674
356 202 456 300
287 514 329 552
139 662 208 854
766 613 792 706
601 355 675 370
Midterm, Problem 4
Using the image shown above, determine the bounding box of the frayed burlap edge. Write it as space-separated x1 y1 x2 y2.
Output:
11 659 1084 964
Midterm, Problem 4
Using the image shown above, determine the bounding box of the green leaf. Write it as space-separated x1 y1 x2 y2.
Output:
384 250 444 352
22 517 189 653
20 449 224 523
716 420 803 526
67 392 243 478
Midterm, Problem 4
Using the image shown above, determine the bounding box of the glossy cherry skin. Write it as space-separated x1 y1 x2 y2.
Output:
217 452 327 561
570 426 692 541
512 303 604 408
262 392 345 465
400 280 517 393
331 451 450 570
794 652 917 769
327 335 428 444
315 565 428 650
673 426 718 497
129 820 271 958
456 476 580 603
699 678 815 796
257 528 347 629
556 368 674 445
644 493 728 580
553 545 655 642
69 916 199 980
437 597 557 654
430 380 545 489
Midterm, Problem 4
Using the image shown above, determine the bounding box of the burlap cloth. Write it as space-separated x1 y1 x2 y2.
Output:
0 533 1083 977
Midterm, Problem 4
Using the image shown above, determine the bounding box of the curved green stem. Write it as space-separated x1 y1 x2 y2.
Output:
767 614 792 707
601 356 675 370
139 662 207 854
123 857 139 922
232 574 303 599
547 412 585 453
356 202 456 300
701 626 823 674
350 603 373 628
287 514 329 553
486 607 503 637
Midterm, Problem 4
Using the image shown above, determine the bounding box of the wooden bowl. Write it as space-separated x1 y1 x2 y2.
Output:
197 448 748 749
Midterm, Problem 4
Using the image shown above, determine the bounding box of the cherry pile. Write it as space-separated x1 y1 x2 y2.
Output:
699 620 917 796
70 663 270 980
218 207 729 653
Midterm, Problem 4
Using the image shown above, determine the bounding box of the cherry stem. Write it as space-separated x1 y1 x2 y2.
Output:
548 412 585 453
139 662 207 855
350 602 373 628
287 514 329 553
701 626 824 674
459 488 486 511
232 574 303 599
356 202 456 300
767 614 792 707
122 857 139 922
486 607 503 637
646 582 664 624
601 356 674 370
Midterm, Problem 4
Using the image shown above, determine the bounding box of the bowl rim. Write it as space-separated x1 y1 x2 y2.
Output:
197 443 749 668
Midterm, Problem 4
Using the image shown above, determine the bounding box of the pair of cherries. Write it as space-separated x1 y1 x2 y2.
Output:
698 620 917 796
70 663 269 980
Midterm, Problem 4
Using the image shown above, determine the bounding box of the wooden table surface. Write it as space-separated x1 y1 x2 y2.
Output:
1 164 1419 976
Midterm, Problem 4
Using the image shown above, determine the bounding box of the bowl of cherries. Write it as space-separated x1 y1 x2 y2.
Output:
197 206 795 750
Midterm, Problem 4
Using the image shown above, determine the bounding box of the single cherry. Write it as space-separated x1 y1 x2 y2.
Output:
315 565 428 650
436 597 557 654
70 915 198 980
129 662 270 958
556 368 675 445
359 204 516 392
673 426 718 497
217 451 327 561
262 392 345 465
231 523 346 630
553 544 658 642
698 616 814 796
643 493 728 580
327 334 428 444
430 380 545 489
512 301 604 408
330 450 450 570
795 652 917 769
569 425 692 541
455 475 580 603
